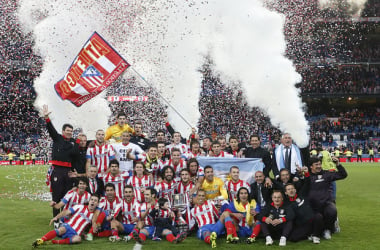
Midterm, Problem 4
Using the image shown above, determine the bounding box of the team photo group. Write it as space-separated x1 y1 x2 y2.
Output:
32 105 348 248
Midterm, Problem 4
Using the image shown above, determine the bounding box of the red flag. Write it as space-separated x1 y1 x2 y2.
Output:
55 32 130 106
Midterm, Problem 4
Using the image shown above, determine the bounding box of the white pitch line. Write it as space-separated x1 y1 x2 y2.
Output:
133 242 142 250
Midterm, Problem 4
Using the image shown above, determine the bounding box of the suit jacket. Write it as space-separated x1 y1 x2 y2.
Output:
86 177 104 197
250 182 272 208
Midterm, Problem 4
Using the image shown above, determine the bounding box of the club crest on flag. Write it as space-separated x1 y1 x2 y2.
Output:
54 32 130 106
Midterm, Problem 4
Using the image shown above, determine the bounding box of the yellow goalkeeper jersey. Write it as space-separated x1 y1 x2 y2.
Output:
105 124 134 142
201 177 228 200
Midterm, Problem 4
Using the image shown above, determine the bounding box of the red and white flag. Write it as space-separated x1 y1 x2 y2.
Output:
55 32 130 106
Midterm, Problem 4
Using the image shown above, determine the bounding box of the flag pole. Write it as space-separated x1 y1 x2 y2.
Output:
127 67 193 129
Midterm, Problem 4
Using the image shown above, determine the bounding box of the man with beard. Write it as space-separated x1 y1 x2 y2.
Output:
164 148 187 180
85 129 116 174
155 166 178 204
87 183 122 240
108 185 139 242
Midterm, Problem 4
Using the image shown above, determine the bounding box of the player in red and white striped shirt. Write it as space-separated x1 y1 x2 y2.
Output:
126 161 154 203
164 148 187 180
132 188 184 244
208 141 234 158
32 195 99 247
154 166 178 204
188 158 205 194
191 189 239 247
50 177 91 212
85 130 116 174
88 183 122 239
182 140 205 160
166 132 188 154
98 159 129 199
225 166 251 202
108 185 139 242
127 144 164 182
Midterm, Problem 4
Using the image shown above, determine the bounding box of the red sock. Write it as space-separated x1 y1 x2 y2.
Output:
98 230 112 237
225 220 237 236
251 224 261 238
88 227 94 234
112 229 119 236
52 238 70 244
166 233 175 242
42 230 57 241
139 233 147 241
96 212 106 224
204 236 211 244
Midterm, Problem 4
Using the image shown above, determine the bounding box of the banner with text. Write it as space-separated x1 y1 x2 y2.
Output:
55 32 130 106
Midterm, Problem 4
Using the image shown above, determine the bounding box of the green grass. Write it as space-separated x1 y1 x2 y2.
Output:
1 163 380 249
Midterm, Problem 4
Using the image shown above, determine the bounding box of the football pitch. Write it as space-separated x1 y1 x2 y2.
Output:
0 163 379 250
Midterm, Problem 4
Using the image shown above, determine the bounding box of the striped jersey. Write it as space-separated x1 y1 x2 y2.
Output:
126 175 154 202
98 171 129 199
164 159 187 179
86 142 115 173
154 180 178 204
68 205 96 235
225 179 251 202
166 143 188 154
121 198 139 224
99 196 122 219
137 201 155 226
191 200 219 228
61 190 91 210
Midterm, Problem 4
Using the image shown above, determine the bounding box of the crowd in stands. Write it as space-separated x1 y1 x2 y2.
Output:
298 66 380 94
0 0 379 160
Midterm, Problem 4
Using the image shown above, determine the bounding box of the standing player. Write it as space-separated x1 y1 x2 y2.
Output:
85 129 116 174
225 166 250 202
98 159 129 199
127 162 154 203
112 131 143 173
32 194 99 247
127 143 164 182
166 132 188 154
105 112 134 142
164 148 187 180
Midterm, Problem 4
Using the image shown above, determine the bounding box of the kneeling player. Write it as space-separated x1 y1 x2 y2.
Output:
32 194 99 247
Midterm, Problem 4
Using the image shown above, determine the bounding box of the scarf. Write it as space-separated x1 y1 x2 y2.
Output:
274 144 302 174
233 199 257 226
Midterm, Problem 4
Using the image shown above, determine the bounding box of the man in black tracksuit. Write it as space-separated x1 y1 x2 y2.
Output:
284 171 324 244
257 190 295 246
308 156 347 239
43 105 80 224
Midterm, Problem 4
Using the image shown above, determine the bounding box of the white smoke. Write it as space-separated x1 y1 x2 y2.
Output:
319 0 368 16
18 0 309 145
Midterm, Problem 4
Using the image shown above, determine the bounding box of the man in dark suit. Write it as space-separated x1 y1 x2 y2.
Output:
250 171 272 209
86 165 104 197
